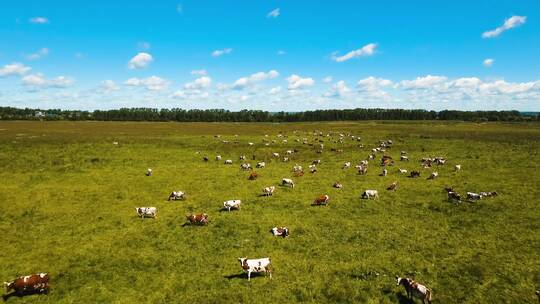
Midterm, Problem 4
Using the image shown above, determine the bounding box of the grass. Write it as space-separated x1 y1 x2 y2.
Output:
0 120 539 303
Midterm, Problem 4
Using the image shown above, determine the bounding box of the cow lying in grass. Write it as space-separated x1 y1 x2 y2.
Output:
186 213 208 225
270 227 289 238
168 191 186 201
4 273 49 295
333 182 343 189
396 277 432 304
238 257 272 281
312 195 329 206
136 207 157 218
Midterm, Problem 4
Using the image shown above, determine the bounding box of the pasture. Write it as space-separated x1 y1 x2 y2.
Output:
0 121 539 303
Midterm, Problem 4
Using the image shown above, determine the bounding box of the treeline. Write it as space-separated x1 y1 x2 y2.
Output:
0 107 537 122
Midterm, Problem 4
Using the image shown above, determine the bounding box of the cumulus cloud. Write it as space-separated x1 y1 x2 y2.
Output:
29 17 49 24
101 80 119 93
22 73 46 87
399 75 448 90
324 80 351 98
268 86 282 95
128 52 153 69
482 16 526 38
0 63 31 77
233 70 279 89
357 76 393 90
184 76 212 90
211 48 232 57
20 73 74 89
483 58 494 67
124 76 170 91
49 76 75 88
332 43 377 62
26 48 49 60
267 8 280 18
191 69 207 76
172 89 209 99
287 74 315 90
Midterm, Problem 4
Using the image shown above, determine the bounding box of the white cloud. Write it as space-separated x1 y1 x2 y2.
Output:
233 70 279 89
0 63 31 77
357 76 393 90
26 48 49 60
172 89 209 99
399 75 448 90
267 8 280 18
287 74 315 90
268 86 282 95
184 76 212 90
22 73 46 87
49 76 75 88
21 73 75 90
483 58 494 67
191 69 207 76
211 48 232 57
124 76 170 91
29 17 49 24
324 80 351 97
332 43 377 62
322 76 333 83
101 80 119 93
482 15 526 38
138 42 151 50
128 52 153 69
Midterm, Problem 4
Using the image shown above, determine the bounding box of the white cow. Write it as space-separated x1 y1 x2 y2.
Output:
455 164 461 171
286 150 294 154
309 164 317 173
382 168 388 176
262 186 275 196
400 155 409 161
248 142 254 146
256 162 266 168
428 172 439 179
224 159 233 165
216 155 222 161
467 192 483 201
272 152 280 158
282 178 295 188
398 168 408 174
240 163 252 170
145 168 153 176
135 207 157 218
238 257 272 281
361 190 379 200
343 162 351 169
223 200 241 211
292 164 303 172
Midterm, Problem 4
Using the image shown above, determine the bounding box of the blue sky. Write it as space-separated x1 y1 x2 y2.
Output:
1 0 539 111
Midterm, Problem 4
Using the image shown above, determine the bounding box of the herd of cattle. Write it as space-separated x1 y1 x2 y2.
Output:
4 130 511 303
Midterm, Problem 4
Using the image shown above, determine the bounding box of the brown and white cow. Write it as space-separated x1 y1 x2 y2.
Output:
312 195 329 206
396 277 432 304
168 191 186 201
238 258 272 281
387 181 398 191
248 172 258 180
333 182 343 189
270 227 289 238
186 213 209 225
4 273 49 295
136 207 157 218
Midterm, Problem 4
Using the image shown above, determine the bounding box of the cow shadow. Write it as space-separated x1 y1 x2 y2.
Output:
396 293 414 304
2 290 47 301
223 273 247 280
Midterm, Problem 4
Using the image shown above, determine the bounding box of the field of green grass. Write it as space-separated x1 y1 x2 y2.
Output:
0 121 539 303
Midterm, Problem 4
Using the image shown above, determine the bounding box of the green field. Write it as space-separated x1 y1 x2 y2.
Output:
0 121 539 303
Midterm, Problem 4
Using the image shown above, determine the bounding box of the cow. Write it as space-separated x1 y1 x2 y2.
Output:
312 159 321 165
135 207 157 218
361 190 379 200
216 155 222 161
224 159 233 165
309 164 317 173
400 155 409 161
256 162 266 168
272 152 280 158
381 168 388 176
270 227 289 238
448 191 461 203
409 171 420 178
427 172 438 180
223 200 241 211
145 168 152 176
282 178 295 188
248 142 254 146
381 155 394 166
238 257 272 281
239 155 246 160
262 186 275 196
387 181 398 191
536 291 540 303
286 150 294 154
186 213 208 225
333 182 343 189
434 157 446 165
455 164 461 171
398 168 408 174
480 191 498 197
312 194 330 206
168 191 186 201
342 162 351 169
360 160 369 166
3 273 49 295
292 164 303 173
396 277 432 304
248 172 258 180
203 156 209 162
282 157 289 162
467 192 483 201
357 165 368 175
240 163 252 170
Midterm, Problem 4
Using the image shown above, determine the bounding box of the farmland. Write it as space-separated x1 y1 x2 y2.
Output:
0 121 539 303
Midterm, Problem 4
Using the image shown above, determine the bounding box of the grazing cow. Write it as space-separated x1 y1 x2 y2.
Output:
145 168 152 176
333 182 343 189
256 162 266 168
448 191 461 203
312 194 330 206
272 152 280 158
361 190 379 200
239 155 246 160
357 165 368 175
400 155 409 161
238 257 272 281
467 192 483 201
168 191 186 201
282 178 295 188
309 164 317 173
396 277 432 304
286 150 294 154
342 162 351 169
282 157 289 162
223 200 241 211
240 163 252 170
428 172 439 180
216 155 222 161
381 168 388 176
186 213 208 225
409 171 420 178
455 164 461 171
248 172 258 180
136 207 157 218
270 227 289 238
398 168 408 174
3 273 49 295
312 159 321 165
387 181 398 191
224 159 233 165
262 186 275 196
203 156 209 162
